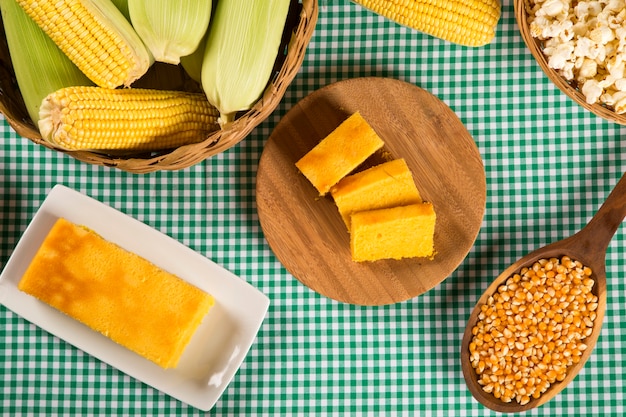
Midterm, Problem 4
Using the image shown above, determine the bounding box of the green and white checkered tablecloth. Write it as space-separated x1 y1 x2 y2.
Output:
1 1 625 416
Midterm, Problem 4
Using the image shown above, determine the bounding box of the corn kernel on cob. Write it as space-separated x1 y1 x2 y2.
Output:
16 0 152 88
38 86 220 152
0 0 94 124
353 0 501 47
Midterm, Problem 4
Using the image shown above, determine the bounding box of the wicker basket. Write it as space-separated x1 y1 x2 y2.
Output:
0 0 318 173
515 0 626 125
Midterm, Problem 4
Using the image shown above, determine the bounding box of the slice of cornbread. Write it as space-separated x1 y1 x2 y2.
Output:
18 218 214 369
295 111 385 195
350 203 436 262
330 158 422 228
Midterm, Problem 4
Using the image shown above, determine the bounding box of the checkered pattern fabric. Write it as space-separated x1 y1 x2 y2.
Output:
1 2 625 416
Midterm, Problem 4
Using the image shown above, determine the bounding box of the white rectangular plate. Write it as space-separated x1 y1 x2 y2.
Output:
0 184 270 411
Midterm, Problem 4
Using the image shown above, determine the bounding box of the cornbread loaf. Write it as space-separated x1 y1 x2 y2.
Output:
18 218 214 369
350 203 436 262
330 158 422 228
295 111 385 195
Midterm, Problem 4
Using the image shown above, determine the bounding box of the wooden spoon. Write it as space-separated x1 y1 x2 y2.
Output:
461 172 626 413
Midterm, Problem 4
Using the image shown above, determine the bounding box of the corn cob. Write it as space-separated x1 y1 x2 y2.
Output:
38 86 220 152
353 0 501 47
201 0 291 126
16 0 152 88
0 0 94 124
128 0 212 65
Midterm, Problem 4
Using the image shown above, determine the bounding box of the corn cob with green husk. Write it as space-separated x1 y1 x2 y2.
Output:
15 0 152 88
0 0 94 124
353 0 501 47
38 86 220 151
201 0 291 126
128 0 212 65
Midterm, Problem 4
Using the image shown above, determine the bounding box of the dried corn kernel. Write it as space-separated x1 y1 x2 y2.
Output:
469 256 597 405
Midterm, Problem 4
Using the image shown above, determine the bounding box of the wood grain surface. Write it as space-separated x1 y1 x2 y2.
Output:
256 77 486 305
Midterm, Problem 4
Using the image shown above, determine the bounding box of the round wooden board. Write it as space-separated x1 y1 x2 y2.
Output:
256 77 486 306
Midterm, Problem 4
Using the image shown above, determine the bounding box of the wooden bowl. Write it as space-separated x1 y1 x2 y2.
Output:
514 0 626 125
0 0 318 173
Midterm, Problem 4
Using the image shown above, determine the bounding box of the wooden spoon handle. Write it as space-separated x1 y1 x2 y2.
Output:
575 172 626 255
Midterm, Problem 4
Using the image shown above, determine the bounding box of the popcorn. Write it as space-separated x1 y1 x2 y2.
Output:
606 0 626 12
614 77 626 90
541 0 567 16
582 79 603 103
590 26 615 44
527 0 626 113
602 90 626 112
607 56 625 78
579 58 598 79
547 43 576 72
574 37 603 61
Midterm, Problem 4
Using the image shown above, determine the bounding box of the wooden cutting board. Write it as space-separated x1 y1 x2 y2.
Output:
256 77 486 305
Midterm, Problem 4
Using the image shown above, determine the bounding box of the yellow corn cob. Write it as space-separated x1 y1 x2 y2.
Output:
38 86 220 151
0 0 94 124
353 0 501 47
16 0 152 88
128 0 212 65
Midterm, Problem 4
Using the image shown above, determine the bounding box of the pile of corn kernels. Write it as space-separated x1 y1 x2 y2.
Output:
469 256 598 405
527 0 626 112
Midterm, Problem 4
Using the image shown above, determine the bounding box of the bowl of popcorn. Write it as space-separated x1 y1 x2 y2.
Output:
516 0 626 124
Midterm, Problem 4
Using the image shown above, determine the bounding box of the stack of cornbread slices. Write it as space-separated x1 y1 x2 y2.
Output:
296 112 436 262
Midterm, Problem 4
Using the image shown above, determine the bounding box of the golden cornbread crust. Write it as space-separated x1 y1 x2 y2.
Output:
18 218 214 369
350 203 436 262
295 112 384 195
331 158 422 228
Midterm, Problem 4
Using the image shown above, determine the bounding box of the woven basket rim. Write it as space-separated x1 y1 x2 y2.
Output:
514 0 626 125
0 0 319 173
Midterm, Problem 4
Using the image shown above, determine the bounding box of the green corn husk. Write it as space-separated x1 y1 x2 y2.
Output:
0 0 94 124
110 0 130 20
180 32 207 83
128 0 212 65
201 0 291 126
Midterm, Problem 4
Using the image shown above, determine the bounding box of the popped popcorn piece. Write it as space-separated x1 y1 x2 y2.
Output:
545 42 575 69
607 56 625 78
561 61 576 79
605 90 626 112
574 37 603 60
613 97 626 113
542 0 567 17
579 58 598 78
606 0 626 12
590 26 615 44
582 79 604 103
527 0 626 112
614 77 626 90
574 1 603 19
